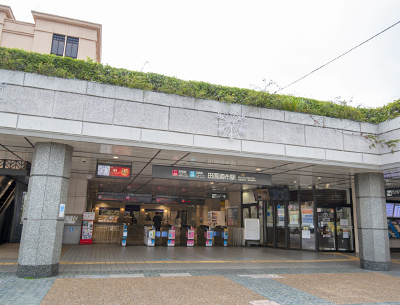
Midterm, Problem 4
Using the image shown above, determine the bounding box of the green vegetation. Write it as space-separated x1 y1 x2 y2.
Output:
0 47 399 124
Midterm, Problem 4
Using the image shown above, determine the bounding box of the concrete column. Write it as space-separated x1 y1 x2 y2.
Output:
17 143 72 278
354 172 390 271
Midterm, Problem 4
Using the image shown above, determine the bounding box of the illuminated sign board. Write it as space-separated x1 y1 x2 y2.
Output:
152 165 272 185
206 192 229 200
96 163 132 180
155 195 205 205
97 192 152 203
386 189 400 198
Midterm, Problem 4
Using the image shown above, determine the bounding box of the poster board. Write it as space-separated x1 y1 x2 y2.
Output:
244 218 260 240
227 208 238 227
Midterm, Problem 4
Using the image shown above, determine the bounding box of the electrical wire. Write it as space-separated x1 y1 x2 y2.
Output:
276 20 400 93
0 1 46 43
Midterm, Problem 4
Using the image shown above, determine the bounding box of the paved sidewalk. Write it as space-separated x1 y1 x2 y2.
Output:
1 244 400 304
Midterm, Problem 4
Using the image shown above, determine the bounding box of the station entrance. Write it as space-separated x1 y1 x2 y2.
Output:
88 175 355 252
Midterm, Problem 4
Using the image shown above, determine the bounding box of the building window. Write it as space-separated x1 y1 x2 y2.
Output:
50 34 79 59
51 34 65 56
65 36 79 58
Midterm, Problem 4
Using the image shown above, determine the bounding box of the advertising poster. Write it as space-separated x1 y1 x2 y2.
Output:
302 230 311 239
301 209 313 226
227 208 238 227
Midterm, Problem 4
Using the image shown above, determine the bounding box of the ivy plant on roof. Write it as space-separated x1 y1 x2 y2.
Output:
0 47 399 124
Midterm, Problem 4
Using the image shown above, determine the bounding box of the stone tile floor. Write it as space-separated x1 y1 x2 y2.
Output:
1 243 400 305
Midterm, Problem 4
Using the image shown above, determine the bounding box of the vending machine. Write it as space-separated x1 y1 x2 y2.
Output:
80 212 95 245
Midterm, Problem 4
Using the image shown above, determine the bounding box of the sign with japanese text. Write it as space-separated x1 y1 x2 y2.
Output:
387 189 400 198
97 192 152 203
155 195 205 205
152 165 272 185
206 192 229 200
96 163 131 180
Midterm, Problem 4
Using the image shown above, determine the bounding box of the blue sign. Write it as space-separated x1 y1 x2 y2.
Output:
189 171 196 178
70 228 73 231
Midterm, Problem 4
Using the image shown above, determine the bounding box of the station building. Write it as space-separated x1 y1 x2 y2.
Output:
0 4 399 278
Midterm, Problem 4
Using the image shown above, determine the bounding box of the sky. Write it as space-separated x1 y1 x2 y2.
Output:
4 0 400 108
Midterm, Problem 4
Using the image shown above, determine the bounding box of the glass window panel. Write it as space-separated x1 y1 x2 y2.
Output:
336 207 354 251
50 34 65 56
301 200 315 250
276 202 285 248
65 36 79 58
317 207 336 250
289 201 300 249
266 202 273 246
250 205 257 218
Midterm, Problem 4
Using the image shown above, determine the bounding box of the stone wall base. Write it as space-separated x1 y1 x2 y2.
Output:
360 260 390 271
17 263 59 278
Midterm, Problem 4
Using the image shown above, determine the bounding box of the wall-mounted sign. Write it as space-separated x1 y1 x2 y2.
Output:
387 189 400 198
155 195 205 205
97 192 152 203
253 189 270 201
152 165 272 185
182 196 205 205
268 188 290 201
206 192 229 200
59 204 65 217
96 163 132 180
125 205 141 212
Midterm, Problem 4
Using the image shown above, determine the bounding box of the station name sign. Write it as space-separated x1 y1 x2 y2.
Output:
97 192 152 203
152 165 272 185
96 163 132 180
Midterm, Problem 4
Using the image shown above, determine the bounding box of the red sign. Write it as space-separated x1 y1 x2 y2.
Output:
96 163 132 180
109 166 130 178
172 170 179 176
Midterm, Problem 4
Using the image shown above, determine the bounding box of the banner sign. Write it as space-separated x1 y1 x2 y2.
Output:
155 195 205 205
152 165 272 185
206 192 229 200
96 163 132 180
97 192 152 203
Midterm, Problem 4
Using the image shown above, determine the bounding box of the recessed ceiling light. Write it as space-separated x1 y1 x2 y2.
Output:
210 182 214 184
113 156 119 159
256 168 261 171
318 177 321 180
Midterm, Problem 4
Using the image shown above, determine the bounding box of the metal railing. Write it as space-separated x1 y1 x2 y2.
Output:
92 224 122 244
227 227 245 246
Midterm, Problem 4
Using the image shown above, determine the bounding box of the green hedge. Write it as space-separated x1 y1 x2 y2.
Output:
0 47 398 124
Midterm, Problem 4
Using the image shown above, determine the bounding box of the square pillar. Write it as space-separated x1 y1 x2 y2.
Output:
17 142 72 278
354 172 390 271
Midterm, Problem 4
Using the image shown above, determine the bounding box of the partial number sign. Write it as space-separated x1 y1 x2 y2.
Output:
96 163 132 180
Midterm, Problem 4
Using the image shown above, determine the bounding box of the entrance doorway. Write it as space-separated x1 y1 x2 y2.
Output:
259 188 354 252
317 207 354 251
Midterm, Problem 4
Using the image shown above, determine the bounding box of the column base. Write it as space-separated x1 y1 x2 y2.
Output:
360 260 390 271
17 263 59 278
